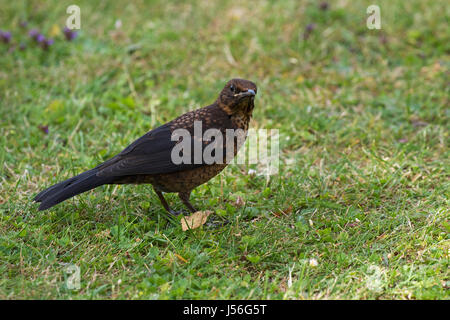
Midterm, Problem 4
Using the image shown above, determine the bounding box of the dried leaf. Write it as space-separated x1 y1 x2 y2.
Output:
181 210 213 231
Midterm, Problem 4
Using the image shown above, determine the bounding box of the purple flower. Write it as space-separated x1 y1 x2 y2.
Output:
306 23 316 33
41 38 54 50
36 34 45 43
19 21 28 28
0 31 12 43
63 26 78 41
303 23 316 40
29 29 40 40
38 125 49 134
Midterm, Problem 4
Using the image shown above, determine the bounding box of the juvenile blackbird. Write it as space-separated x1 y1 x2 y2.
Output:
34 78 257 215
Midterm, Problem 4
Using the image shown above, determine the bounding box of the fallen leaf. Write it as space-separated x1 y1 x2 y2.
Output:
181 210 213 231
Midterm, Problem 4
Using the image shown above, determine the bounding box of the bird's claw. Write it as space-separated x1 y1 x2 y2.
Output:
169 209 183 216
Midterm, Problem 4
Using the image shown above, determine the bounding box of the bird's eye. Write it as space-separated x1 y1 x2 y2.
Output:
230 85 235 93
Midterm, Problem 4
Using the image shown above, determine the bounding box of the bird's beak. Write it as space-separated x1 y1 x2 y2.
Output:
236 89 256 98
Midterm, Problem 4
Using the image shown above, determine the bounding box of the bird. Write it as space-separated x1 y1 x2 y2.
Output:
34 78 257 215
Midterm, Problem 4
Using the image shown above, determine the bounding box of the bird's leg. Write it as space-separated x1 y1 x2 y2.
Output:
178 191 197 213
154 189 181 216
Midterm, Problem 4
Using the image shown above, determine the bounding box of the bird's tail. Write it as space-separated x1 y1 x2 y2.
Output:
34 168 114 211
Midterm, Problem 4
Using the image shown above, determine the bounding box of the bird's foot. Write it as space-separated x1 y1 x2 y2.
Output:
168 209 183 216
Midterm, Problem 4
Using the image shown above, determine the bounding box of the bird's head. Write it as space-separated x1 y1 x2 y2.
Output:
217 78 257 116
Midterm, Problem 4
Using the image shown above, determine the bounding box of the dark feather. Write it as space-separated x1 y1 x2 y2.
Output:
35 169 114 210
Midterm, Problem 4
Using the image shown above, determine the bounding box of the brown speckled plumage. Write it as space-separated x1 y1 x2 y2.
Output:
34 79 257 215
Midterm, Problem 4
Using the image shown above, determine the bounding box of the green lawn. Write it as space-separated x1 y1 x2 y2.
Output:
0 0 448 299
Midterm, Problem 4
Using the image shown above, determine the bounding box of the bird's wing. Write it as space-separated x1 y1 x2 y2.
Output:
95 123 197 177
95 107 237 177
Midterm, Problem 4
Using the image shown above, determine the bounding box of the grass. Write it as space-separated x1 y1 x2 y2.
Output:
0 0 448 299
